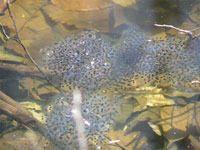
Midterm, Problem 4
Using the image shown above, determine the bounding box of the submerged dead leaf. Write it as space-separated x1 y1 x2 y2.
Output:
159 104 194 132
0 0 49 49
51 0 112 11
105 130 142 150
189 135 200 150
20 101 45 123
111 0 137 7
0 3 30 30
132 86 175 112
0 130 54 150
164 89 198 98
187 1 200 27
150 103 196 147
5 40 26 57
0 0 15 14
20 102 41 111
0 50 28 64
42 4 112 32
112 6 130 27
16 0 47 16
21 78 59 100
23 11 50 33
133 93 175 112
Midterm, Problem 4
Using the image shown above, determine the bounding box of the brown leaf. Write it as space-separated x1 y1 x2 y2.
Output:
159 104 194 132
51 0 112 11
0 3 30 30
129 86 175 112
186 1 200 28
0 130 54 150
105 130 142 150
189 135 200 150
111 0 137 7
0 0 48 31
21 77 59 100
133 93 175 112
0 0 15 14
42 4 112 32
113 6 130 27
0 49 27 63
5 40 27 57
23 11 51 33
16 0 47 16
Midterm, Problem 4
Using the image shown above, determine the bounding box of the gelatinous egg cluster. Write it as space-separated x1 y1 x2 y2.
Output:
137 36 200 91
44 92 119 150
41 26 200 92
40 30 117 91
40 24 200 149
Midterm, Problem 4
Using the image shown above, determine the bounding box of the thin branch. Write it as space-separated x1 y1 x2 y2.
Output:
154 23 193 36
5 0 51 84
0 90 55 147
0 90 41 129
104 135 128 150
0 22 10 39
191 81 200 84
0 90 51 139
190 26 200 32
0 63 50 78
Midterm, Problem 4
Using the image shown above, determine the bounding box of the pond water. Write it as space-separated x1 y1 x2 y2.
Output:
0 0 200 150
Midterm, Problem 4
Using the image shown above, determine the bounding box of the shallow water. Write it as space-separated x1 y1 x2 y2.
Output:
0 0 200 150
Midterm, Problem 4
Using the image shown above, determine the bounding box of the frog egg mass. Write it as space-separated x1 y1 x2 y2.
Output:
40 25 200 149
43 92 119 150
41 25 200 92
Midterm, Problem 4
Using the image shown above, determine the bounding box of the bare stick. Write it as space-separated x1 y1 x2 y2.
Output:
0 98 34 125
0 90 44 130
190 26 200 32
154 24 193 36
0 22 10 39
5 0 51 84
72 89 88 150
0 90 54 145
191 81 200 84
104 135 127 150
0 63 50 78
0 90 34 123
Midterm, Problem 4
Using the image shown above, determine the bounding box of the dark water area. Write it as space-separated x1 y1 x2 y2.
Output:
0 0 199 150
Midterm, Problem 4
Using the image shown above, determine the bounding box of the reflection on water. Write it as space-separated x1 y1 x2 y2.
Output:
0 0 200 150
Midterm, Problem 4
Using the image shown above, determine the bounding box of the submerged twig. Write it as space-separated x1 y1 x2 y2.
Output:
0 63 50 78
104 135 128 150
72 89 88 150
190 26 200 32
4 0 51 84
191 81 200 84
154 23 193 37
0 22 10 40
0 90 43 130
